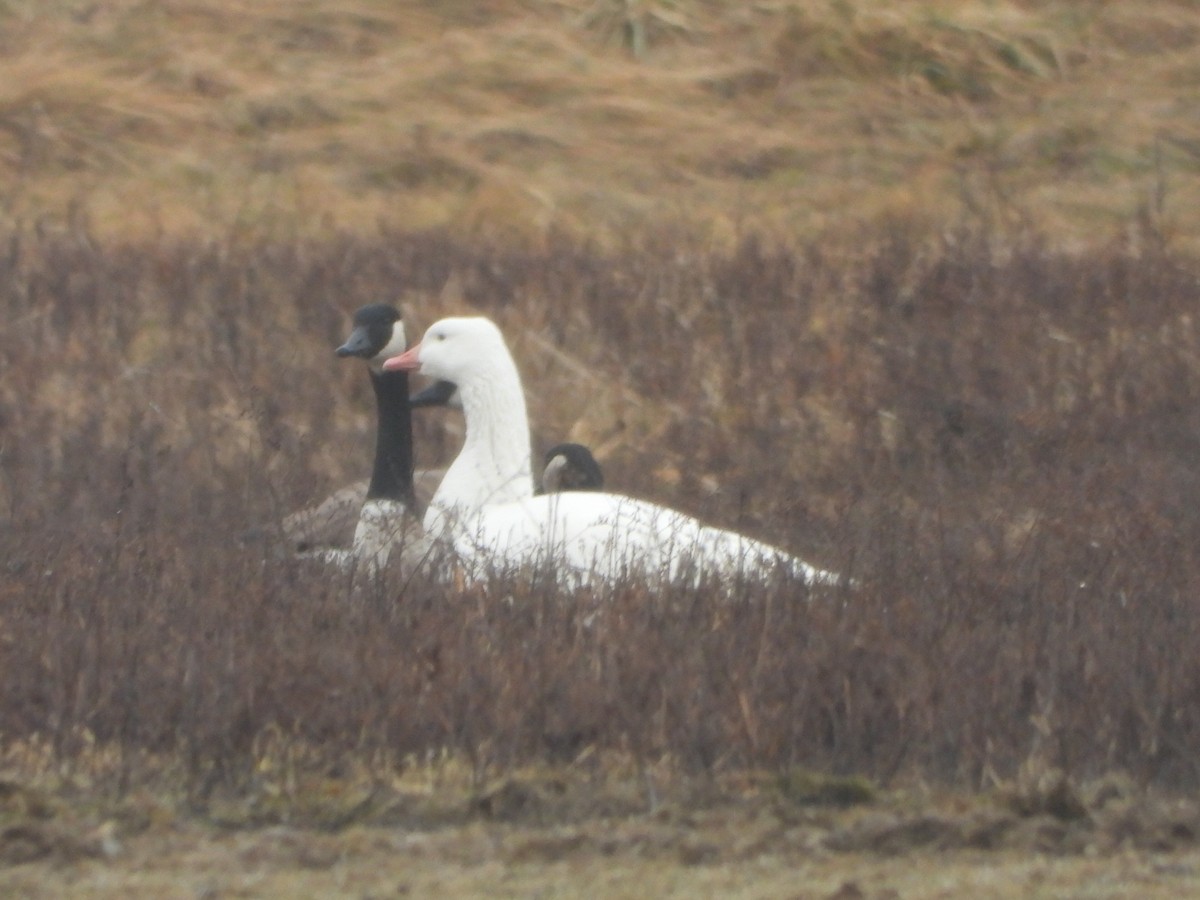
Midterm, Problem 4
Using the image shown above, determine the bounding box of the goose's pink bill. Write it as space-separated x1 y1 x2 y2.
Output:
383 343 422 372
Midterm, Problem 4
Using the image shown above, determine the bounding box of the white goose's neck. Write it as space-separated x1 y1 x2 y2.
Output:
425 345 534 533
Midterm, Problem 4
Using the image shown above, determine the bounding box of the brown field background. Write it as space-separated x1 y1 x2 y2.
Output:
4 1 1200 894
3 1 1200 249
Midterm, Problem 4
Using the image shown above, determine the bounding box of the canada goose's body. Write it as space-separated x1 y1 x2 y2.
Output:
283 481 369 554
384 317 844 588
282 472 443 555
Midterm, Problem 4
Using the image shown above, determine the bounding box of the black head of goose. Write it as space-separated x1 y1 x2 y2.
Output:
540 443 604 494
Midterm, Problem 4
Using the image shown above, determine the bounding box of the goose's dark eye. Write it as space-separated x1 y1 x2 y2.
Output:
434 332 446 341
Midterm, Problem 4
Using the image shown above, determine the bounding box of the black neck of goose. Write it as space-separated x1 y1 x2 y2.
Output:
367 368 415 505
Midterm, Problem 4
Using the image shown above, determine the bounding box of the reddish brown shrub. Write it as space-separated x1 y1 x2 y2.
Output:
2 220 1199 794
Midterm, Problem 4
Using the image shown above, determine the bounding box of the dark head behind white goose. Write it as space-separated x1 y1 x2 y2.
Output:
541 443 604 493
383 316 846 588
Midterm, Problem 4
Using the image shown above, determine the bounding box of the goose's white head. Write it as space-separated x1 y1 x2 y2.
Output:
336 303 408 371
382 317 508 383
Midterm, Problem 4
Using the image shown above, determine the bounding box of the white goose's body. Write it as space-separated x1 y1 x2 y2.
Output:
385 317 844 588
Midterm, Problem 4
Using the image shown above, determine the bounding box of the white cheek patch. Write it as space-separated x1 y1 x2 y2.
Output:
373 321 408 362
542 454 567 492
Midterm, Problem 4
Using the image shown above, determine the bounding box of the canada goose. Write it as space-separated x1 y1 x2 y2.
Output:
383 316 844 587
281 305 418 554
319 303 424 569
335 304 415 504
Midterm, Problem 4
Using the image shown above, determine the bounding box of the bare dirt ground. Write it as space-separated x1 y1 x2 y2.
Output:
7 824 1200 899
4 768 1200 899
4 747 1200 898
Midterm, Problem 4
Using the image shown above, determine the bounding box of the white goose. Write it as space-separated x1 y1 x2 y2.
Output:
383 316 844 587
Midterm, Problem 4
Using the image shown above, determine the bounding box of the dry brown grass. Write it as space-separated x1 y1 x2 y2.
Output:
4 218 1200 791
1 1 1199 247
